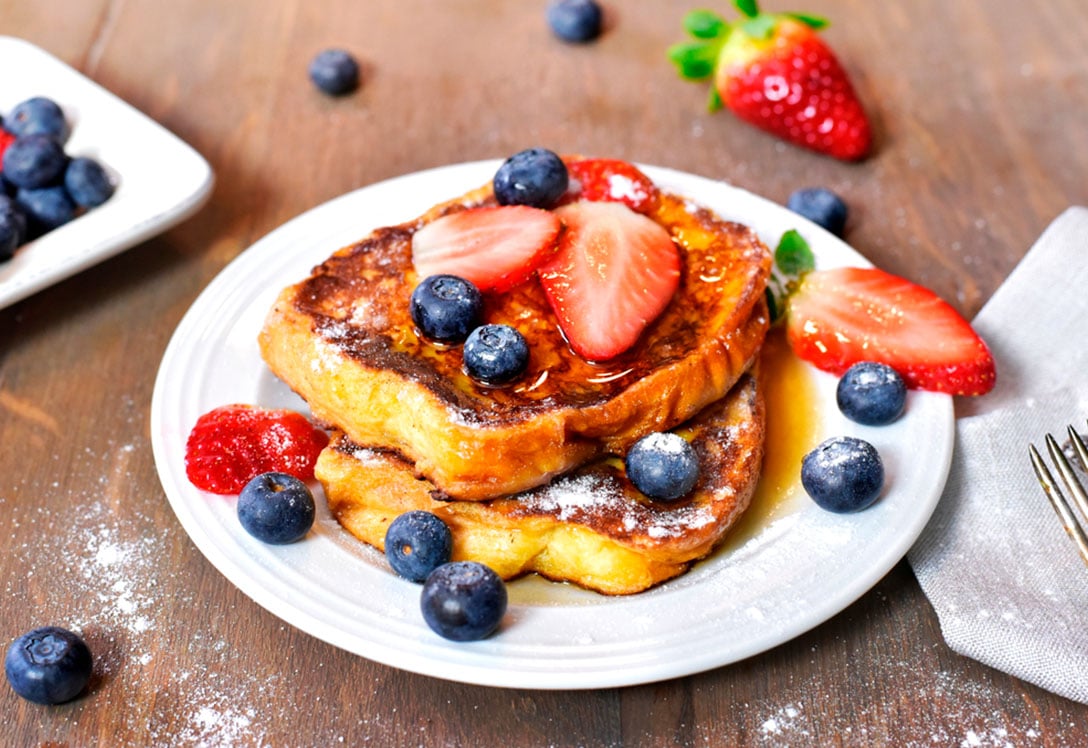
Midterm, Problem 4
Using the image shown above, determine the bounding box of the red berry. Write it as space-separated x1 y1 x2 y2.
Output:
0 128 15 161
411 205 562 293
538 201 680 360
669 4 871 161
185 405 329 494
563 157 659 213
785 266 996 396
716 17 870 160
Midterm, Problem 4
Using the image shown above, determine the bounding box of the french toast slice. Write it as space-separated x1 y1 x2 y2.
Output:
259 180 772 500
318 371 765 595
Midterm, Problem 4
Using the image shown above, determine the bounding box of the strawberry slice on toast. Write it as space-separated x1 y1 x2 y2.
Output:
563 157 659 214
411 205 562 293
539 201 681 361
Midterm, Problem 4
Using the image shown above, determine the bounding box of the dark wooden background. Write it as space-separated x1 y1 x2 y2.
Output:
2 0 1087 745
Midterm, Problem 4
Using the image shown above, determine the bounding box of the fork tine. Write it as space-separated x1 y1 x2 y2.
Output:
1068 424 1088 472
1031 441 1088 566
1047 433 1088 525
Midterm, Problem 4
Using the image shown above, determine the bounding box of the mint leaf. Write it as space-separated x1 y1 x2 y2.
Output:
683 10 728 39
667 42 719 81
774 229 816 276
765 285 782 324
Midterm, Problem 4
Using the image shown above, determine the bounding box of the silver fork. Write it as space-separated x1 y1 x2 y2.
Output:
1029 424 1088 566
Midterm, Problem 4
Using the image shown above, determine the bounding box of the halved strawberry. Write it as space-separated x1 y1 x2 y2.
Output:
411 205 562 293
538 201 680 360
563 157 659 214
785 266 996 396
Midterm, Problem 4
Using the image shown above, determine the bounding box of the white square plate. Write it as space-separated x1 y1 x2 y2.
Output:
0 36 214 310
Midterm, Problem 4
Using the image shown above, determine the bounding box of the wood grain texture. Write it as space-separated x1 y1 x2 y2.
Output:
2 1 1087 745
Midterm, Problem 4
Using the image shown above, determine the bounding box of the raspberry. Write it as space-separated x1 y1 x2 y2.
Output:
184 405 328 494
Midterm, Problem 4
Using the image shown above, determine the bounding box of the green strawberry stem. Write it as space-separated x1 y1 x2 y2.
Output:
667 2 829 110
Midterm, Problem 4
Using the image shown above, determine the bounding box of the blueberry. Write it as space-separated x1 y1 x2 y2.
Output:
420 561 507 641
237 472 316 544
385 511 453 583
0 195 27 260
15 186 76 234
801 436 884 513
5 626 93 705
463 324 529 384
6 97 69 142
410 274 483 343
625 432 700 501
308 49 360 96
64 157 114 208
836 362 907 426
787 187 848 237
547 0 604 43
493 148 568 208
2 134 68 189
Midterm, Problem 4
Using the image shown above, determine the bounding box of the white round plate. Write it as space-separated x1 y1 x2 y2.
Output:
150 161 953 690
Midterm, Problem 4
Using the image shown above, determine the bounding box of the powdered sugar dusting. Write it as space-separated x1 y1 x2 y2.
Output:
519 472 718 539
607 173 648 204
2 434 358 746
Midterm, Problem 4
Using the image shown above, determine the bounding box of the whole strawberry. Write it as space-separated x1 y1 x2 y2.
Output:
668 0 871 161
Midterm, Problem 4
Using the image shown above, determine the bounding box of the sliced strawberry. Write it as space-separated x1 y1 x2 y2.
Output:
563 158 659 214
411 205 561 293
785 266 996 396
539 201 680 361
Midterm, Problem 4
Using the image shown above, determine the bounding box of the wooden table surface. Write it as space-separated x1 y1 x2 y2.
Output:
3 0 1087 745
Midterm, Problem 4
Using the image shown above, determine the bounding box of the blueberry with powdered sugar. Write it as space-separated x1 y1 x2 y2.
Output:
801 436 884 513
625 432 700 502
463 323 529 385
420 561 507 641
836 361 906 426
385 511 453 583
409 274 483 344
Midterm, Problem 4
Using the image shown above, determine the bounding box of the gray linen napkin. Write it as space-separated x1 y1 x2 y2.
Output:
908 206 1088 704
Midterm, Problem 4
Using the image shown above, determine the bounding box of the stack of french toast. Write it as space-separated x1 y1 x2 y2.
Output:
258 158 774 594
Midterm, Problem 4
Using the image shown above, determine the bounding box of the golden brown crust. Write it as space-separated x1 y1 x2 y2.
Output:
259 183 771 499
318 372 765 596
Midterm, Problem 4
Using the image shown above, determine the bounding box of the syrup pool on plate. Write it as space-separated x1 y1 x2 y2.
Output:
723 328 821 549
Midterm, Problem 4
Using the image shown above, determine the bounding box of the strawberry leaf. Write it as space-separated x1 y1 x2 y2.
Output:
707 86 723 112
774 229 816 276
733 0 760 19
667 41 720 81
785 12 829 30
683 9 728 39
